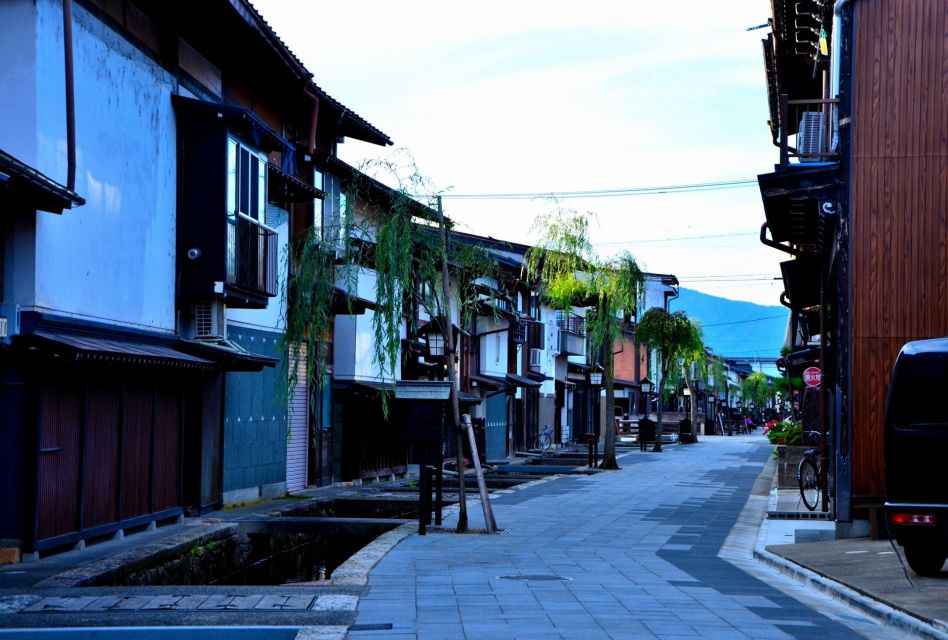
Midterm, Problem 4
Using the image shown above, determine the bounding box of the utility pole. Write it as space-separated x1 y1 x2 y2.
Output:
436 195 468 533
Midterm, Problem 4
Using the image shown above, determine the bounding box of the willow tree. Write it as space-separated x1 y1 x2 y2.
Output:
676 322 705 440
742 371 772 423
635 309 701 452
283 155 498 533
525 207 645 470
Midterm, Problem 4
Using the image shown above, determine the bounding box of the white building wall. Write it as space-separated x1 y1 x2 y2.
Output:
333 267 404 382
0 1 38 165
27 1 178 331
477 315 508 377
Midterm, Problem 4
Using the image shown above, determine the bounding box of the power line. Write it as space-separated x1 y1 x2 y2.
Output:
702 314 787 328
593 231 758 246
434 178 758 201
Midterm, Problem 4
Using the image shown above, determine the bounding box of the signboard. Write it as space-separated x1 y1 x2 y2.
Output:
803 367 822 387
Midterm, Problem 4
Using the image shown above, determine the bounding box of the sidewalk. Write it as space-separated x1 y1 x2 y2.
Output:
755 484 948 639
350 435 880 639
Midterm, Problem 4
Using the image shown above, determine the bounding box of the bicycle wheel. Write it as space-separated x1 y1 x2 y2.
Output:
798 457 820 511
539 434 552 451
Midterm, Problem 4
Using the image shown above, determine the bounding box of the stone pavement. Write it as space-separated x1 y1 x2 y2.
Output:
350 435 893 640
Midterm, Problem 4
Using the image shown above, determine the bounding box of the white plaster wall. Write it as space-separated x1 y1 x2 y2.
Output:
333 266 404 382
476 315 508 377
30 0 177 330
0 1 38 165
333 311 404 382
539 305 557 395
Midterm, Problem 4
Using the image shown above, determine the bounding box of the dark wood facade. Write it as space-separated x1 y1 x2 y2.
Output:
849 0 948 499
759 0 948 517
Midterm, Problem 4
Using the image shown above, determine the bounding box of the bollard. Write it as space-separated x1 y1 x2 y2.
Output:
419 464 434 535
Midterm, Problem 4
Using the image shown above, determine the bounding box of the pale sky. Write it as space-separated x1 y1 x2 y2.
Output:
255 1 784 306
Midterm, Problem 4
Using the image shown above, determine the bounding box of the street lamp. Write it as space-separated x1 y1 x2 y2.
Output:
426 331 446 358
639 376 653 396
589 365 603 387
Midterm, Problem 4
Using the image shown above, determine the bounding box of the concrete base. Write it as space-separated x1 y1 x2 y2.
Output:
795 528 836 543
223 486 261 506
836 519 871 539
260 481 288 500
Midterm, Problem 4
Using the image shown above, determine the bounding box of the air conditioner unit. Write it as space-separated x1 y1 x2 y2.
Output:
797 112 825 163
192 300 225 340
529 348 542 367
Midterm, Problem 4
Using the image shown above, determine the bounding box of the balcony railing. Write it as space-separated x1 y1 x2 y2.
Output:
778 95 839 167
555 310 586 336
226 214 278 297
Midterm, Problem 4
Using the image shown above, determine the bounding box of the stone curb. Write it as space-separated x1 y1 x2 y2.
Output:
752 546 948 640
36 523 238 589
752 477 948 639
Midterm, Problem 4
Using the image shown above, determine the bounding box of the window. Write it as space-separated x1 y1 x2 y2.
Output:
321 173 346 249
313 168 324 238
226 137 267 222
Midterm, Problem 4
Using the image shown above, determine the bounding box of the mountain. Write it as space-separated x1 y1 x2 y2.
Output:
669 288 788 360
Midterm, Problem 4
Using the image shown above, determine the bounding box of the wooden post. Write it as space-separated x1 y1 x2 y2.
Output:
463 414 497 533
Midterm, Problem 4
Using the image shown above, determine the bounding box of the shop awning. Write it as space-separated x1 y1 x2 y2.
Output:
332 287 376 314
268 163 325 203
471 374 506 390
172 95 292 154
31 330 216 370
506 373 542 389
177 339 278 372
758 165 840 249
780 257 822 311
0 149 85 214
346 380 452 400
457 391 483 405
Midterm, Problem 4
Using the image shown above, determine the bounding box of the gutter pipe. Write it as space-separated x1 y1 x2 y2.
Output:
302 77 320 155
63 0 76 191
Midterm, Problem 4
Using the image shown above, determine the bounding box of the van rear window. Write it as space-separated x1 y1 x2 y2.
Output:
890 356 948 428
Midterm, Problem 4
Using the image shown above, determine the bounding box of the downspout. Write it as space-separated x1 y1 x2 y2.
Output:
302 79 320 155
63 0 76 191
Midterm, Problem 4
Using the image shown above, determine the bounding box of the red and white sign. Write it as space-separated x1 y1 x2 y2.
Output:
803 367 822 387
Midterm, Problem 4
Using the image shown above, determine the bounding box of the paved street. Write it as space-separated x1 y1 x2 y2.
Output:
351 436 891 640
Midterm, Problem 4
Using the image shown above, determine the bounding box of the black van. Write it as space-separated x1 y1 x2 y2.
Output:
884 338 948 576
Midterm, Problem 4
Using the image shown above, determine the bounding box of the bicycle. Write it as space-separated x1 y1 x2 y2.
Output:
533 424 554 452
797 430 825 511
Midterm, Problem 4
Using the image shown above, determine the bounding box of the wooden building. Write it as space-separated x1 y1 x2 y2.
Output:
757 0 948 531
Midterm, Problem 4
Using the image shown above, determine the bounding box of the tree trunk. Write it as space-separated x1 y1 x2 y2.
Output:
654 366 666 452
683 367 697 440
600 347 619 469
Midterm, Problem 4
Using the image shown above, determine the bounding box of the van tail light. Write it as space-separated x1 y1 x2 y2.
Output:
890 512 936 526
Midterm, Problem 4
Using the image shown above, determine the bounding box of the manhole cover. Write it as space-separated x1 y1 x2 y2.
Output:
496 574 571 581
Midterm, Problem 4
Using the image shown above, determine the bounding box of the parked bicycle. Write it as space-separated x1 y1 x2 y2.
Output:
533 424 554 452
797 430 825 511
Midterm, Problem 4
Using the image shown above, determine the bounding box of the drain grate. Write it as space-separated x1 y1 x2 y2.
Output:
496 574 571 581
349 623 394 631
767 511 833 520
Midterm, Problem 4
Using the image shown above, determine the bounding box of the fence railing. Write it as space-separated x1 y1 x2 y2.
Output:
226 214 278 297
779 95 839 167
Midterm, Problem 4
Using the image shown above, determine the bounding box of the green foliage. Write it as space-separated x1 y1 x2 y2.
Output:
742 371 773 411
524 207 596 310
635 309 701 377
280 183 359 407
766 419 802 445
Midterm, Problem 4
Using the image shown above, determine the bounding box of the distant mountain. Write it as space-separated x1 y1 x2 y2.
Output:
669 288 788 360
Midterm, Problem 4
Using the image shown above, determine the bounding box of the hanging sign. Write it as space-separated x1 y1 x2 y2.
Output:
803 367 822 387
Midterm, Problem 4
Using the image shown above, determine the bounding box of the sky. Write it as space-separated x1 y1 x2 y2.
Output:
254 1 785 307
